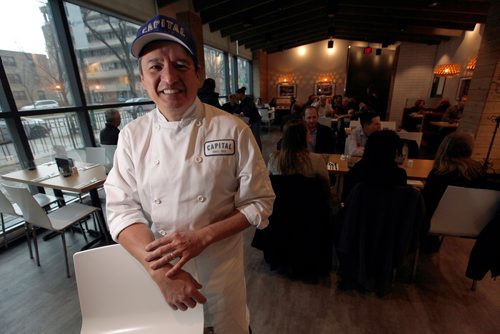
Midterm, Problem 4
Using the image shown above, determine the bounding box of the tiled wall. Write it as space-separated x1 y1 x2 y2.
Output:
462 0 500 169
387 43 437 125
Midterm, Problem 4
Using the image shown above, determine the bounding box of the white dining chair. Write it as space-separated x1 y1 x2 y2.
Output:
397 131 423 148
349 120 360 129
3 184 100 278
259 108 272 130
101 144 117 171
0 186 59 251
318 117 332 128
429 186 500 290
74 244 204 334
0 189 24 249
380 121 396 130
85 147 106 165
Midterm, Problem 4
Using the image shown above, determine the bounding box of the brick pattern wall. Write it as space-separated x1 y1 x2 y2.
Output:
388 43 437 125
461 0 500 170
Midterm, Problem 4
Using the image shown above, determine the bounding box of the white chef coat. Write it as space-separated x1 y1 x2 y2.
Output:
104 98 275 333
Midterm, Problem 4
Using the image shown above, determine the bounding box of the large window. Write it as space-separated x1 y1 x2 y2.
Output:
0 0 148 243
65 3 144 104
237 57 251 94
203 45 227 97
0 0 75 110
202 45 252 98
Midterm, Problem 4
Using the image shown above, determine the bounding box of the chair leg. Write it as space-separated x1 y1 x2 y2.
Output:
92 212 98 231
411 244 420 282
78 221 88 242
32 226 40 267
25 223 33 259
61 232 70 278
1 213 8 249
471 280 477 291
95 211 110 243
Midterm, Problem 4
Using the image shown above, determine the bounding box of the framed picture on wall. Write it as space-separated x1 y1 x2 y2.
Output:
456 77 472 100
430 76 446 97
277 83 297 97
314 82 335 96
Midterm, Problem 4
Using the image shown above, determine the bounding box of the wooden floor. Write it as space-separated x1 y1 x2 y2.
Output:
1 126 499 333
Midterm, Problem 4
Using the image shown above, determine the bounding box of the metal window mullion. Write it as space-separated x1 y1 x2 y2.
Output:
231 55 238 92
223 52 230 96
49 0 96 147
0 58 33 167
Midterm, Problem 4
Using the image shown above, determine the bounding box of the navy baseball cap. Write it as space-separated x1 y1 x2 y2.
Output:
131 15 197 59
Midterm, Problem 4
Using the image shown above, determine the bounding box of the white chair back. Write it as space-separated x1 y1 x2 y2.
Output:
101 144 117 164
259 108 270 121
430 186 500 237
259 108 272 129
318 117 332 128
0 189 21 217
349 120 360 129
3 184 53 230
74 244 203 334
380 121 396 130
54 144 82 161
397 131 423 148
85 147 106 165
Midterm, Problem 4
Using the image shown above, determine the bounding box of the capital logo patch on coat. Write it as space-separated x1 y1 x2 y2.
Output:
204 139 235 156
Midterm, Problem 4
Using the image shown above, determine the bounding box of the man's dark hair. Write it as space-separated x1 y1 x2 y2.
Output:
304 105 318 116
360 110 379 126
201 78 216 92
105 109 119 124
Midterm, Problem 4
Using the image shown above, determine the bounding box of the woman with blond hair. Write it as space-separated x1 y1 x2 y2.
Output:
421 131 486 251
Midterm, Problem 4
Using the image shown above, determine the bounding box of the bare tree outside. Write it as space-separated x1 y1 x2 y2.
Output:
80 9 139 100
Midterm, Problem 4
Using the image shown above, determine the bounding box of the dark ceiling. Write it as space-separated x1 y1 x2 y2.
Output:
189 0 490 54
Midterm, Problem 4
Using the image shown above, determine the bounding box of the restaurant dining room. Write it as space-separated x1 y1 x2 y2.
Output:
0 0 499 333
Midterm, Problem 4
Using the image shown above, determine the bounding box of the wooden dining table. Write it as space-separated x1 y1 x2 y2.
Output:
1 160 111 249
326 154 434 181
430 121 460 129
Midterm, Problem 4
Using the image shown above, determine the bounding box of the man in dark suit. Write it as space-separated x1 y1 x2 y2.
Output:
100 109 121 145
303 105 336 153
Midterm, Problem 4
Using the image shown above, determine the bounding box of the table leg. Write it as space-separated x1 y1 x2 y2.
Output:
80 188 113 250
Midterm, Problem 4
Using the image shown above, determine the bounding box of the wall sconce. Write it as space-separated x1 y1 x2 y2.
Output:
434 64 461 77
466 56 477 71
363 46 372 54
375 48 382 56
327 39 334 48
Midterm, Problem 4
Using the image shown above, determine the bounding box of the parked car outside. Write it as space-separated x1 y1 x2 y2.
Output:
0 117 51 143
121 97 155 119
20 99 59 111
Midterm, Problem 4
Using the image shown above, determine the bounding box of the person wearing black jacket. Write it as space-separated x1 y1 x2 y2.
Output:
236 86 262 150
221 94 238 114
303 105 336 154
100 109 121 145
197 78 221 108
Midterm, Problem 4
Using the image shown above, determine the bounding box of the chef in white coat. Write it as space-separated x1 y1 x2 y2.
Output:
104 15 275 334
